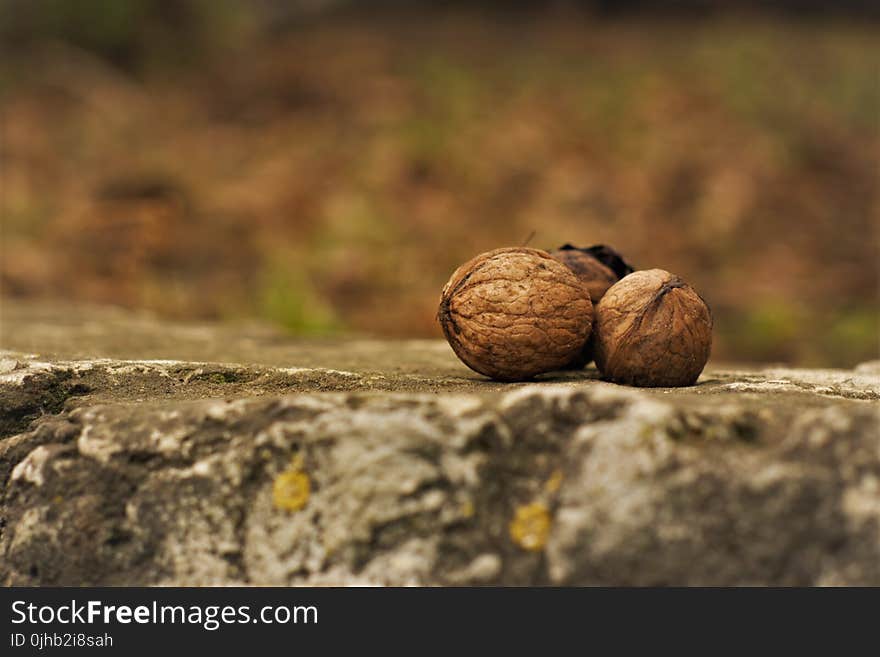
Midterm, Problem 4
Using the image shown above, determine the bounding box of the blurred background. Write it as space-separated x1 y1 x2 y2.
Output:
1 0 877 367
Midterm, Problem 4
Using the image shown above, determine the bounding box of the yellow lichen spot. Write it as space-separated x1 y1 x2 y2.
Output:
509 502 551 552
288 453 305 471
544 469 564 494
273 469 310 511
460 499 475 518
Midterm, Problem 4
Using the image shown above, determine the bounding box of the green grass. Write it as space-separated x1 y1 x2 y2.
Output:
257 256 341 336
719 302 879 367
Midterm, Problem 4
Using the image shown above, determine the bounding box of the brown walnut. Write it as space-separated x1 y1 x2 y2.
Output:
593 269 712 387
438 247 593 381
549 244 635 368
549 244 634 303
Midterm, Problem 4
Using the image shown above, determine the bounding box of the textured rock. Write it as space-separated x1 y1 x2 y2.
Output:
0 301 878 585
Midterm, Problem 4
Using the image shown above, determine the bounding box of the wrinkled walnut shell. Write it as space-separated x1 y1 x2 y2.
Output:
549 244 635 368
549 244 634 303
438 247 593 381
593 269 712 387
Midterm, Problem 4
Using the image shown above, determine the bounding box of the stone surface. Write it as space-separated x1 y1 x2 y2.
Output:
0 300 878 585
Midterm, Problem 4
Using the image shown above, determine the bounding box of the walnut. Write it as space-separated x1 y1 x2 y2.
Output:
593 269 712 387
549 244 634 303
437 247 593 381
549 244 634 368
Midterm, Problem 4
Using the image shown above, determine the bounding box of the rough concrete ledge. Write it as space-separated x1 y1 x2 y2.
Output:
0 301 878 585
